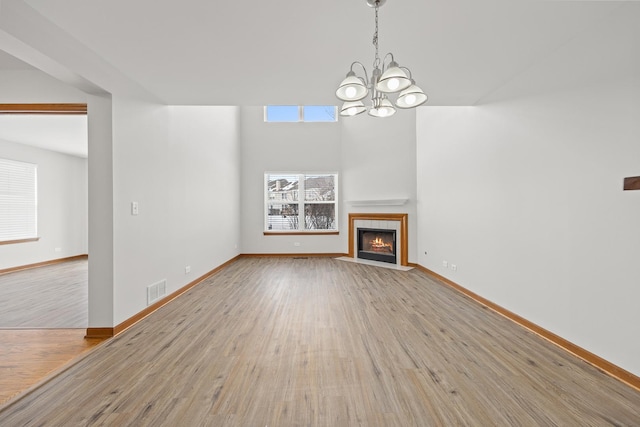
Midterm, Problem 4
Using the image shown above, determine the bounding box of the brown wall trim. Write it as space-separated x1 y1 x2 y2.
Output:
0 237 40 246
416 265 640 392
623 176 640 191
348 213 409 266
0 254 88 276
84 328 114 339
85 255 243 339
241 253 348 258
0 103 87 115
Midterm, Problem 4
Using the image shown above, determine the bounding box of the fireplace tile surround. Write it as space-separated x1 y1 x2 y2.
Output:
348 213 408 266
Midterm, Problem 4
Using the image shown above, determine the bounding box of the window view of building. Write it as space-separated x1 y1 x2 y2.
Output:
265 173 337 232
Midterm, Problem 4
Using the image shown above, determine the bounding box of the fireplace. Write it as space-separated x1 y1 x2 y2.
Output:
349 213 408 266
357 228 397 264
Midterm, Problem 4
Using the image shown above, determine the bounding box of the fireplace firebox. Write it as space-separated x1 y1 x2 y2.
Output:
357 228 397 264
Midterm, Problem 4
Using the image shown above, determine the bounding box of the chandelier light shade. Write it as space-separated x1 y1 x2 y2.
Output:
376 61 412 93
396 82 428 108
335 0 427 118
339 100 367 117
336 70 369 101
368 96 396 118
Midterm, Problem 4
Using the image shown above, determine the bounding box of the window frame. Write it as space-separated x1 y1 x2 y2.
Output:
264 172 339 235
0 157 39 245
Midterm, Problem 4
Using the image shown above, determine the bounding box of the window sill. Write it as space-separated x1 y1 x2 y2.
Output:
264 231 339 236
0 237 40 245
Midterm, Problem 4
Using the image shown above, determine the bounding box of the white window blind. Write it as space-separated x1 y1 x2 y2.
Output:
0 158 38 242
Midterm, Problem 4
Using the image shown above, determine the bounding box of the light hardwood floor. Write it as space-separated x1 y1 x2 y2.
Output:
1 257 638 425
0 329 104 405
0 259 88 328
0 259 95 405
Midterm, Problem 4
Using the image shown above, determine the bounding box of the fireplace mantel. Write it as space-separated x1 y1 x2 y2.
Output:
348 213 408 266
347 199 409 206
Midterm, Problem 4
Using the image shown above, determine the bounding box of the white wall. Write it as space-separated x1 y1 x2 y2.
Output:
0 63 242 329
341 111 418 263
2 10 243 327
0 69 87 102
111 101 241 325
240 106 343 254
0 139 87 269
416 77 640 376
416 2 640 376
239 107 418 260
87 93 114 328
0 68 89 270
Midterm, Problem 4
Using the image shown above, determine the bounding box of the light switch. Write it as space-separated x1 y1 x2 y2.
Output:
131 201 139 215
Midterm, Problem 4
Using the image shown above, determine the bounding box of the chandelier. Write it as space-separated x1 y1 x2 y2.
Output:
335 0 427 118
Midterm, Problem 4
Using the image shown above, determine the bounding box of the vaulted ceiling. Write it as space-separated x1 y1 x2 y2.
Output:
1 0 637 107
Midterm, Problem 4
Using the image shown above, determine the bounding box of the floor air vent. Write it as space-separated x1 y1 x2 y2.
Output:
147 279 167 305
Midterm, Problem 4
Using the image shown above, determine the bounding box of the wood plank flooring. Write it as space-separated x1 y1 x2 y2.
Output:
1 257 639 425
0 259 88 328
0 329 104 405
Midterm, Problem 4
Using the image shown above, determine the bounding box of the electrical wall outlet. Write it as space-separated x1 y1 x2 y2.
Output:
451 264 457 271
294 242 301 247
442 260 448 268
131 201 139 215
185 265 191 274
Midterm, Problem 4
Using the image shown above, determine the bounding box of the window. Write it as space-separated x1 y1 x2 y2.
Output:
265 105 299 122
265 173 338 233
303 106 337 122
264 105 337 122
0 158 38 243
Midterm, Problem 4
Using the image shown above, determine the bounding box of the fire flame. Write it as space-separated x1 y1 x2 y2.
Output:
369 236 393 253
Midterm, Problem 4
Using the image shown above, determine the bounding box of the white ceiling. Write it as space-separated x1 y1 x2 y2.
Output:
0 48 87 157
0 114 87 158
0 49 33 69
1 0 639 156
17 0 640 106
0 45 87 157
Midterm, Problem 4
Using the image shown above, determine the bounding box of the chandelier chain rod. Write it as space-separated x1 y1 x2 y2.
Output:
373 5 380 70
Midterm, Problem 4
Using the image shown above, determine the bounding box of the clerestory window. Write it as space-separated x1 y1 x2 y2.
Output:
264 105 337 122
